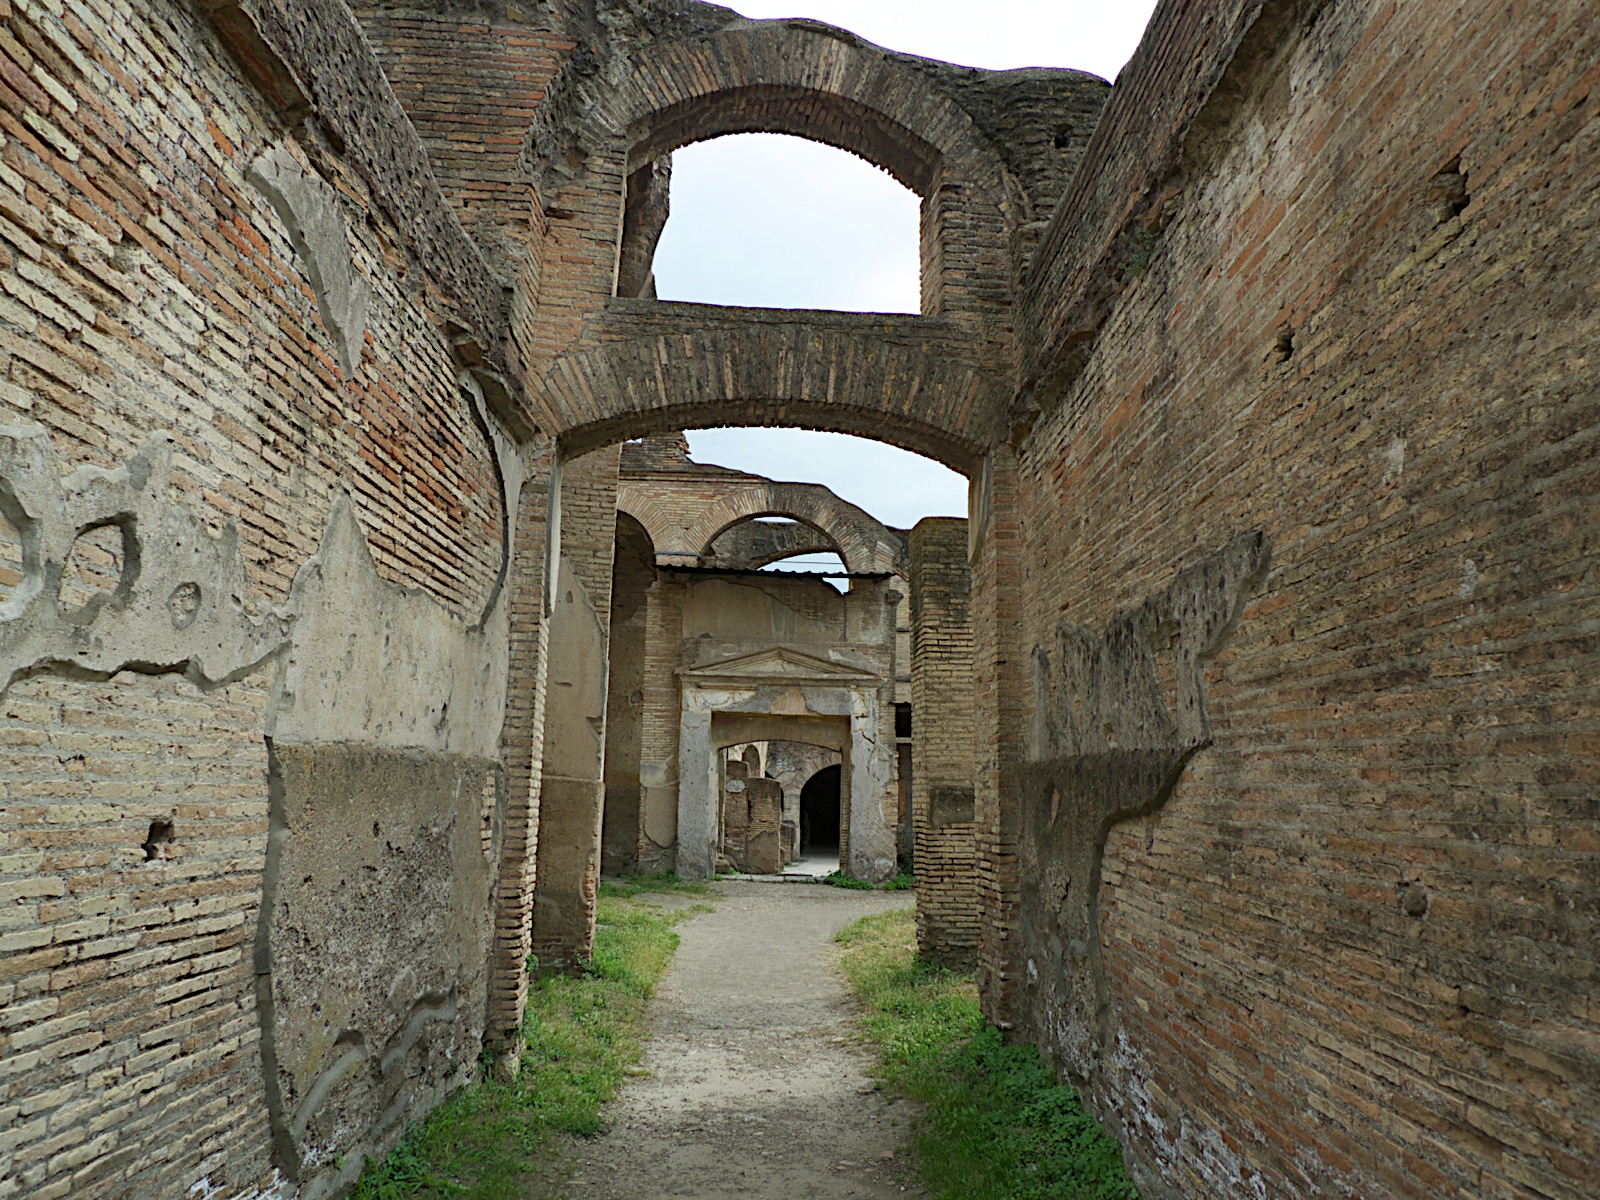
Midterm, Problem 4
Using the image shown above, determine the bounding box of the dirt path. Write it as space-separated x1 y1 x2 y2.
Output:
550 881 926 1199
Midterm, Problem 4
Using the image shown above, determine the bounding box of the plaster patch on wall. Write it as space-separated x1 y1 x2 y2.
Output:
269 491 510 760
0 425 291 697
1020 531 1270 1081
249 144 371 378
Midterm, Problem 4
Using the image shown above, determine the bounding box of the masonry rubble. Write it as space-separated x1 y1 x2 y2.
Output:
0 1 1593 1198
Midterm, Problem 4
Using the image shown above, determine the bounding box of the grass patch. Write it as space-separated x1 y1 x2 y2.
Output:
837 908 1138 1200
351 895 688 1199
822 869 915 891
597 871 711 900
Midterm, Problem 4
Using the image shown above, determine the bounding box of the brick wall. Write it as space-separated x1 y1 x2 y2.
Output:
354 6 568 283
0 674 273 1197
600 512 655 875
0 0 528 1193
1011 0 1600 1195
908 519 979 966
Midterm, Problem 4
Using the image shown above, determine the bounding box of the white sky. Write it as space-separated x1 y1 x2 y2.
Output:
658 1 1162 530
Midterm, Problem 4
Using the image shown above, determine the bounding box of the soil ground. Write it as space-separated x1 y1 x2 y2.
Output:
540 881 927 1199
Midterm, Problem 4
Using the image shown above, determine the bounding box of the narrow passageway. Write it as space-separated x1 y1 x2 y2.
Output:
554 883 926 1199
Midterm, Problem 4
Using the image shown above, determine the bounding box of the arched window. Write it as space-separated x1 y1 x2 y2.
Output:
649 133 920 313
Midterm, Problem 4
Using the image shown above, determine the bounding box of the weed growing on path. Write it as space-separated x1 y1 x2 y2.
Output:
351 896 688 1199
837 908 1138 1200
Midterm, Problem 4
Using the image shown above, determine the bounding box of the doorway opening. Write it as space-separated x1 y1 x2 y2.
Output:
799 764 842 864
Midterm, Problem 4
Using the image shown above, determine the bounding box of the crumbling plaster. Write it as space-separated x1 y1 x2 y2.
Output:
1020 534 1270 1187
0 420 525 1198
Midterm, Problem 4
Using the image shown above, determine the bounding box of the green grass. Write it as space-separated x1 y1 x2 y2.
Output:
351 895 688 1199
597 871 711 900
822 868 915 891
836 908 1139 1200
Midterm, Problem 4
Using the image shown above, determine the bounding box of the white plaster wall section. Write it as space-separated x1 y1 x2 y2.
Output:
0 416 512 781
541 558 607 779
461 369 545 633
681 577 844 643
847 685 897 882
0 425 291 698
267 491 509 758
675 701 717 879
641 758 677 857
248 143 370 379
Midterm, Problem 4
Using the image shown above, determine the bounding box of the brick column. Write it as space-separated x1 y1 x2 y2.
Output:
971 449 1028 1029
531 446 621 969
489 447 556 1070
637 574 685 870
909 517 980 967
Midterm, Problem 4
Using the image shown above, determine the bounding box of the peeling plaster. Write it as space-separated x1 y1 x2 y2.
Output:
1020 532 1271 1085
0 426 290 698
249 145 371 379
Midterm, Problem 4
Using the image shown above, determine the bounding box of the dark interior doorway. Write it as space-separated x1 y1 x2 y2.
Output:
799 764 841 854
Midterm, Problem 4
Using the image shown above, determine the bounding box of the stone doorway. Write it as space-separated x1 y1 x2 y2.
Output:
800 764 842 858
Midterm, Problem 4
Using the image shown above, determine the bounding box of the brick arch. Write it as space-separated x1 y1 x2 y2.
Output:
542 321 999 476
527 18 1020 333
687 483 905 576
704 519 840 571
585 22 1009 200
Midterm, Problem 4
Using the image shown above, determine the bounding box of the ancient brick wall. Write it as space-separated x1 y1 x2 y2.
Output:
0 0 535 1195
353 5 568 281
0 674 276 1197
908 519 979 966
636 570 685 872
1011 1 1600 1196
601 513 654 875
532 446 619 969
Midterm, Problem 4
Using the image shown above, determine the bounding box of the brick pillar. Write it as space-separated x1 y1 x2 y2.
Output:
971 449 1027 1029
531 446 621 969
600 513 655 874
637 574 685 870
489 447 555 1067
909 517 979 967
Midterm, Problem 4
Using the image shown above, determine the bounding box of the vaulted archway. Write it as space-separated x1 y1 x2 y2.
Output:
538 314 1001 475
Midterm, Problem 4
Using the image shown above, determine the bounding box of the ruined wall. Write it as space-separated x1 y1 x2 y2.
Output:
635 568 684 873
766 740 843 859
1011 1 1600 1196
617 438 907 574
601 512 654 874
908 518 979 967
0 1 536 1195
353 4 567 285
531 446 619 969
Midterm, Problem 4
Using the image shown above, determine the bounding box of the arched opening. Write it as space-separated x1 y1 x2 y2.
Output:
800 764 842 861
646 133 921 313
598 425 964 885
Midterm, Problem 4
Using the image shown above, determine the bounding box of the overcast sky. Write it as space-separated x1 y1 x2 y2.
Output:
658 1 1161 532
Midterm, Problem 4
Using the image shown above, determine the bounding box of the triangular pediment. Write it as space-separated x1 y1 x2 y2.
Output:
679 646 880 686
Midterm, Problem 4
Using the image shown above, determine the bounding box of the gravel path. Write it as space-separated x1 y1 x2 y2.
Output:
547 881 926 1199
